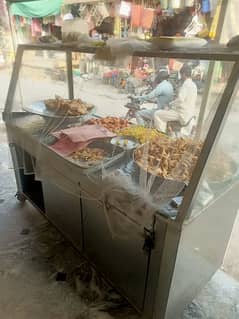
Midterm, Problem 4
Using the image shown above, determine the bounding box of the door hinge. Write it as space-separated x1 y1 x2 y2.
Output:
143 227 155 253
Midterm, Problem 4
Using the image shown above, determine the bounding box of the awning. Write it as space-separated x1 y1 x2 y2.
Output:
64 0 112 3
10 0 63 17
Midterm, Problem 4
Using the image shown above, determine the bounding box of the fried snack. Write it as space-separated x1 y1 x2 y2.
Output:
118 125 166 144
87 117 129 133
134 138 202 182
70 147 106 162
45 96 93 116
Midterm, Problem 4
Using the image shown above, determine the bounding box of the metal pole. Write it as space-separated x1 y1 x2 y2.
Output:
177 60 239 223
195 0 228 139
3 45 24 117
66 50 74 99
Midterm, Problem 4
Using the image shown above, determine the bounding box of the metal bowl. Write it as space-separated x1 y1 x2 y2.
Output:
23 101 95 120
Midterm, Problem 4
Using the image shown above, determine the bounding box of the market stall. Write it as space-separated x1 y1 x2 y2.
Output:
3 42 239 318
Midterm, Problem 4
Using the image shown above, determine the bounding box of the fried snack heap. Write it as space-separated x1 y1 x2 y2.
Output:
87 117 129 133
70 148 106 163
134 138 202 182
45 97 93 116
119 125 165 144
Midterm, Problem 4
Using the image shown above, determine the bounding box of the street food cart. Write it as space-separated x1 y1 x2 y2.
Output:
3 42 239 319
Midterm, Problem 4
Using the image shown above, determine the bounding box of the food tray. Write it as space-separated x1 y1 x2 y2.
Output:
23 101 96 119
133 143 188 185
44 135 126 173
70 140 126 173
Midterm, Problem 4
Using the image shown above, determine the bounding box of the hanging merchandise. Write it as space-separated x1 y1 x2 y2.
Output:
184 14 203 38
119 1 132 18
10 0 63 18
201 0 211 13
54 15 63 27
141 8 154 30
20 16 26 27
131 4 143 27
0 0 8 28
114 16 121 37
31 18 42 37
43 16 55 25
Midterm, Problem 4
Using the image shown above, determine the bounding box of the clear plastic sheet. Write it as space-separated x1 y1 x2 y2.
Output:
3 46 236 235
189 80 239 218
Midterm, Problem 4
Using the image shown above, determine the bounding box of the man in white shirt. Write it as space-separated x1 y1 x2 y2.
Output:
154 64 197 134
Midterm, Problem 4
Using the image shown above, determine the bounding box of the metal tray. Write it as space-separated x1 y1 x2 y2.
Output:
133 144 188 186
23 100 95 119
44 136 126 173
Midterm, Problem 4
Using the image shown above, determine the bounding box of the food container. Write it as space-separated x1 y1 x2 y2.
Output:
68 140 125 170
24 100 96 123
130 155 186 206
132 138 201 185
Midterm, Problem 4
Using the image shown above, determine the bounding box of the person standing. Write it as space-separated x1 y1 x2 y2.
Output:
154 64 197 134
151 2 164 37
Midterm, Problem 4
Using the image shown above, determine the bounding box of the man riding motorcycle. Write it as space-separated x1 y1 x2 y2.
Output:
154 64 198 135
134 69 174 126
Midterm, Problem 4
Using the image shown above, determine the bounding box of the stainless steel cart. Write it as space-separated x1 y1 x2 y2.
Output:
3 42 239 318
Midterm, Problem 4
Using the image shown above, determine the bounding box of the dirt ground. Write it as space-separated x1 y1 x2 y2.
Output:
0 141 239 319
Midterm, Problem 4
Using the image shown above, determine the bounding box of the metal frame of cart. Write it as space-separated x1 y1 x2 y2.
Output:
3 43 239 319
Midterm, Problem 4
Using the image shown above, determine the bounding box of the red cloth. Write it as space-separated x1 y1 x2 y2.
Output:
131 4 143 27
50 124 116 156
52 124 115 143
141 8 154 30
49 136 91 156
31 18 42 37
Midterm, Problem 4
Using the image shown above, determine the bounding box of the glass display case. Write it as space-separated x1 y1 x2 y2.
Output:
3 42 239 319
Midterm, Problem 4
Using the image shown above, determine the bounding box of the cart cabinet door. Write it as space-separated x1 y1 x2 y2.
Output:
82 197 150 311
42 180 83 251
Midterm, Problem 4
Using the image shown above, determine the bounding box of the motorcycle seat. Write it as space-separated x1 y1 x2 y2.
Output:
167 116 196 135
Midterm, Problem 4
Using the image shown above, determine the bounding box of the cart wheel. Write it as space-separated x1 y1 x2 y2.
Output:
15 192 26 203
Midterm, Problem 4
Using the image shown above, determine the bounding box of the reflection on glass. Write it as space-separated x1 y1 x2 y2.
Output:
12 50 68 113
198 61 233 139
189 80 239 218
7 49 237 221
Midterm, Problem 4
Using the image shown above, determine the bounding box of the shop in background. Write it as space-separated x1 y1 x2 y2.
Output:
8 0 63 45
0 0 14 66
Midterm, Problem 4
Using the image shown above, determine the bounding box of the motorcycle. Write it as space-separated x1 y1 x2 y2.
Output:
124 96 196 136
125 96 141 118
124 96 152 124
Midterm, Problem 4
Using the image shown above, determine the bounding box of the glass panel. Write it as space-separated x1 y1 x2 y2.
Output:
6 49 68 175
11 50 68 113
188 79 239 219
5 48 236 227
